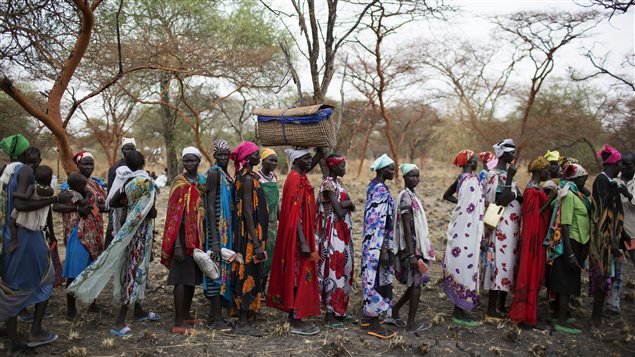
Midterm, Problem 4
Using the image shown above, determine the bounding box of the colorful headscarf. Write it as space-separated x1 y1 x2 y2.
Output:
121 137 136 149
560 157 580 170
73 151 94 164
229 141 259 175
325 155 346 168
544 150 560 162
369 154 394 172
478 151 495 165
182 146 201 159
213 139 230 154
399 163 418 176
597 144 621 164
453 149 475 167
528 156 549 172
0 134 30 160
260 148 277 161
493 139 516 158
563 163 588 180
285 147 311 165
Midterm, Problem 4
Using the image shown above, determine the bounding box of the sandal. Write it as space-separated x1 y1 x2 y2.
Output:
484 312 506 322
25 332 58 348
383 317 407 328
290 325 320 336
17 312 34 323
184 319 205 325
452 317 481 327
171 326 194 334
206 318 233 331
366 328 397 339
407 322 431 333
337 315 359 324
326 321 345 329
553 323 581 335
135 311 160 322
109 326 132 337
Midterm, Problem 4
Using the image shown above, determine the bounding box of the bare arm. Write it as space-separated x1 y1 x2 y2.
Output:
308 147 325 172
12 184 35 200
442 180 458 204
13 167 68 211
326 190 350 218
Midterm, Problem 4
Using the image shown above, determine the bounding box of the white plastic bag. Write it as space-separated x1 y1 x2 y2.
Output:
193 248 220 279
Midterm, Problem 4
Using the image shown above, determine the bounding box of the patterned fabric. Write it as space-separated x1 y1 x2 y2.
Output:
203 166 234 305
232 168 269 312
544 181 591 263
257 170 279 276
161 174 206 267
589 173 624 293
528 156 549 172
509 183 551 325
267 170 320 319
317 177 354 317
480 168 521 292
68 175 155 305
361 178 394 318
61 177 106 259
453 150 475 168
0 164 54 319
443 173 484 312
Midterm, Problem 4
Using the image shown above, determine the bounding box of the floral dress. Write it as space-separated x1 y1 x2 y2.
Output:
361 178 394 318
317 177 354 317
480 168 521 292
443 173 485 311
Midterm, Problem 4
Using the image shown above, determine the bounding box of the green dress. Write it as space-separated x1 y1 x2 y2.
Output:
257 170 279 276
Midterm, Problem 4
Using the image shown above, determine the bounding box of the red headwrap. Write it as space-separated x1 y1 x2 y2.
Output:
597 144 621 164
478 151 494 165
73 151 94 164
325 155 346 168
229 141 259 175
453 150 475 167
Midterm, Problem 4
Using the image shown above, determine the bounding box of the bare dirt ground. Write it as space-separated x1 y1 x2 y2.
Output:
2 161 635 356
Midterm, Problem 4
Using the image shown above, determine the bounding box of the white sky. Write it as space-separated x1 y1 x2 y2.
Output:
278 0 634 102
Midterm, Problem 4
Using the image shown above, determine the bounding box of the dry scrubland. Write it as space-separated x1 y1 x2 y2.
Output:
2 160 634 356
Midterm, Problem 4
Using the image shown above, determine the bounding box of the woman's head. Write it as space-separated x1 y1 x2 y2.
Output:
285 147 312 173
528 156 550 182
260 148 278 173
213 139 230 169
181 146 201 175
563 163 588 188
370 154 394 181
453 150 476 171
126 150 145 171
493 139 516 164
326 154 346 177
400 164 420 189
121 138 136 159
230 141 259 174
73 151 95 178
598 144 622 177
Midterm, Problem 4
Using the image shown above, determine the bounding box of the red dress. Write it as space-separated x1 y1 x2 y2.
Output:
266 170 320 319
509 183 550 325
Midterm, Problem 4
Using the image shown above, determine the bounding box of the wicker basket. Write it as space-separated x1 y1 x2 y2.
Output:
254 104 336 147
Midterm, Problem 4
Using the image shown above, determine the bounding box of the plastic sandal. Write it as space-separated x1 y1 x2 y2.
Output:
184 319 205 325
326 321 345 329
17 312 34 323
290 325 320 336
408 322 432 333
383 317 407 328
554 323 581 335
452 317 481 327
109 326 132 337
484 313 506 322
25 332 58 348
136 312 160 322
367 330 397 339
171 326 194 334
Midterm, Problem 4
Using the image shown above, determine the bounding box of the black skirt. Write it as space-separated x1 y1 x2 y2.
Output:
167 255 202 287
549 239 584 296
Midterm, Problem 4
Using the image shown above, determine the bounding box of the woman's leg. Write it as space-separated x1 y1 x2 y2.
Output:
391 287 411 320
114 305 129 329
29 299 50 340
66 278 77 320
406 286 421 330
184 285 195 320
174 284 186 327
591 290 605 326
497 291 508 313
486 290 499 316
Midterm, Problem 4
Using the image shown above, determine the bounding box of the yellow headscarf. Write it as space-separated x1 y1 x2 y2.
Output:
528 156 549 172
260 148 277 161
544 150 560 162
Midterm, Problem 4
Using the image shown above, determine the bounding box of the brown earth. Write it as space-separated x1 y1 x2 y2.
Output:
2 161 634 356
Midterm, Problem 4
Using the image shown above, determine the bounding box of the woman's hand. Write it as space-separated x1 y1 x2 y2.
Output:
254 245 266 261
409 255 418 269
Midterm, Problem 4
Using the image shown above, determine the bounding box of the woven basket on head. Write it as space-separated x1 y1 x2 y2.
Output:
253 104 336 148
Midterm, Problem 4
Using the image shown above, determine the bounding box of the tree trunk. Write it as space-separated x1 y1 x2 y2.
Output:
159 75 178 181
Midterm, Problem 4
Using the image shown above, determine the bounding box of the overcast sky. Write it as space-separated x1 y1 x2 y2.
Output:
279 0 634 102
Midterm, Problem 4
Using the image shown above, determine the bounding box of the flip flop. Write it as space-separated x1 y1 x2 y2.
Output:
110 326 132 337
553 323 581 335
359 320 384 327
407 322 432 333
367 330 397 339
451 317 481 327
484 313 506 322
171 326 194 334
326 321 345 329
17 312 34 323
136 311 160 322
383 317 407 328
338 315 359 324
25 332 58 348
290 325 320 336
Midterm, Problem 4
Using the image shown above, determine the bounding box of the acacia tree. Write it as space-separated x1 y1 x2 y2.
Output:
1 0 104 173
493 10 604 159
